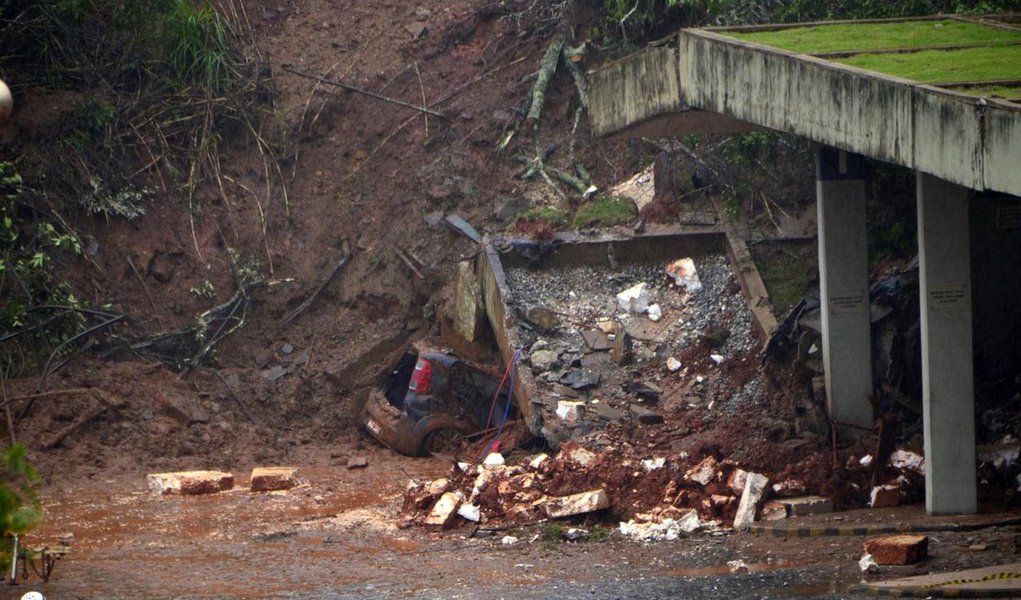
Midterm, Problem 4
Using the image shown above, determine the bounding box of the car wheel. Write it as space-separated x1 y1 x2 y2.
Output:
424 428 464 455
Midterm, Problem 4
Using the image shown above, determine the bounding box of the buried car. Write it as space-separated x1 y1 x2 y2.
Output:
360 343 517 456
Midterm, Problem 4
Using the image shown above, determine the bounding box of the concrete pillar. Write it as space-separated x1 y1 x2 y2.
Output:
816 147 873 437
917 172 977 515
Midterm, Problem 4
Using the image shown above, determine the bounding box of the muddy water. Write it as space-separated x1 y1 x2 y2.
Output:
13 455 452 599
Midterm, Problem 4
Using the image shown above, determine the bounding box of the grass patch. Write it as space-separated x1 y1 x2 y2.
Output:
514 207 567 229
750 242 817 315
834 45 1021 83
727 20 1020 54
573 195 637 229
956 84 1021 99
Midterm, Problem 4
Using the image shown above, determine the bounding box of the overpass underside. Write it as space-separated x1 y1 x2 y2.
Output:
588 17 1021 515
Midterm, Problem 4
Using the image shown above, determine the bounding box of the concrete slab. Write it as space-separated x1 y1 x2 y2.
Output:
858 562 1021 594
147 471 234 495
250 467 300 492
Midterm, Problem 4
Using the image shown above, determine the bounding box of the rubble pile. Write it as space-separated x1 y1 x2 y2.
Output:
398 441 838 533
504 255 761 447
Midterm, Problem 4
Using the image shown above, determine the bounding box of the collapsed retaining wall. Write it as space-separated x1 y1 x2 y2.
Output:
473 230 776 441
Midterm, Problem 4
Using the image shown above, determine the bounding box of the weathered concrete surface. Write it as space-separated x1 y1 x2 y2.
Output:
817 148 873 436
777 495 833 517
733 472 768 529
918 173 978 515
590 31 1021 197
588 47 680 137
984 100 1021 195
147 471 234 495
250 467 300 491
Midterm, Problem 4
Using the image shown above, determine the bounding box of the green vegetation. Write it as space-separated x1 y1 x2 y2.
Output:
1 162 88 371
514 207 568 229
750 242 818 314
957 84 1021 98
728 20 1020 54
835 45 1021 83
0 444 42 572
573 195 637 228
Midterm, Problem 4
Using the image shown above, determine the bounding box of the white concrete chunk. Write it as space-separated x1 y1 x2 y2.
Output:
733 472 768 529
545 489 610 518
147 470 234 495
425 492 462 527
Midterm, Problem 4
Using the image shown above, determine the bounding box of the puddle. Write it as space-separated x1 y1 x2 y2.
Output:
654 559 812 577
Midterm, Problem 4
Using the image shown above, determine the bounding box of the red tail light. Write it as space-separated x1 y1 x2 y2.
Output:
409 358 431 393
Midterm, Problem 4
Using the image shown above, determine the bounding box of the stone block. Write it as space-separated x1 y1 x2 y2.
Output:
761 501 789 521
864 534 928 565
426 492 462 527
733 472 768 529
545 489 610 518
727 469 749 495
250 467 300 492
630 404 664 424
777 495 833 516
870 483 902 508
148 470 234 495
347 456 368 469
684 456 719 486
612 331 634 366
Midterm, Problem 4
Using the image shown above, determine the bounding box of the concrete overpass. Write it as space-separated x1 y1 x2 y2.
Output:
587 16 1021 515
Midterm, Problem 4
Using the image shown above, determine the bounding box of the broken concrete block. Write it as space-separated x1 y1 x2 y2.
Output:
859 553 879 573
616 283 650 314
771 479 806 497
761 501 789 521
425 492 462 527
889 449 925 475
250 467 300 492
870 483 902 508
483 453 505 468
684 456 719 486
545 489 610 518
529 453 550 470
665 258 702 292
611 330 634 366
727 469 749 495
581 329 613 351
777 495 833 517
630 404 664 424
733 472 768 529
556 400 584 423
666 357 682 372
454 261 486 342
346 456 368 469
148 471 234 495
457 503 481 522
864 534 929 565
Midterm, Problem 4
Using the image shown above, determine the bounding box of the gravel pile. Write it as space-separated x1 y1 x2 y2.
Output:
504 254 763 445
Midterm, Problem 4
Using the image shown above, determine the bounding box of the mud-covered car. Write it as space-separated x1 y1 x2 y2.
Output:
360 343 516 456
